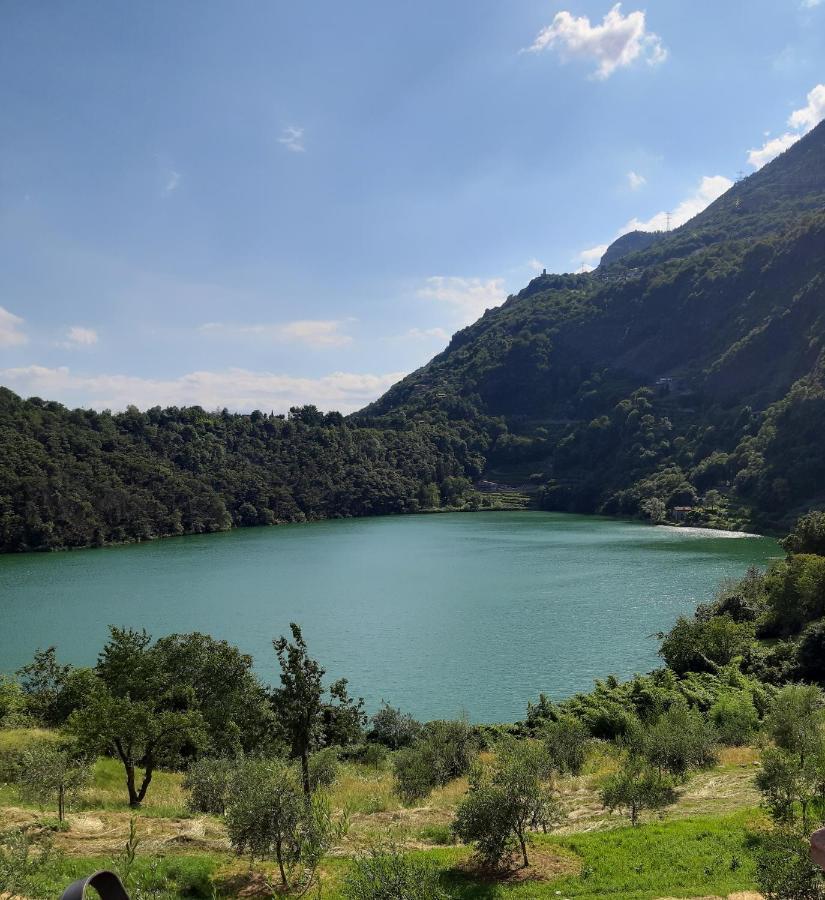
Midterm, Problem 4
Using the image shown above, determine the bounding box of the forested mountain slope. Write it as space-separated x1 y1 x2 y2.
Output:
363 120 825 531
2 122 824 550
0 395 483 551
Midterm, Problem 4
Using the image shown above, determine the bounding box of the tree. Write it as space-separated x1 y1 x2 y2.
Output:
600 755 676 826
225 758 339 892
756 746 824 829
16 648 71 725
452 740 561 870
755 826 825 900
392 720 478 804
709 692 759 746
69 689 205 808
543 716 592 775
766 684 825 765
342 845 448 900
797 622 825 682
68 627 206 807
17 740 93 822
369 702 421 750
641 700 718 780
273 623 363 796
184 757 236 816
659 615 754 674
641 497 667 524
781 511 825 557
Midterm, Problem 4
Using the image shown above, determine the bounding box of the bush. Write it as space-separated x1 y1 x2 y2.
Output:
709 692 759 745
341 743 388 768
543 716 593 774
453 739 561 870
368 703 421 750
756 826 825 899
393 720 478 803
641 700 718 780
797 621 825 682
393 747 437 805
308 748 339 790
184 757 236 815
342 846 448 899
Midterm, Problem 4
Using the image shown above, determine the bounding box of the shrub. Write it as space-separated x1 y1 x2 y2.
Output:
543 716 593 774
709 692 759 745
184 757 236 815
756 826 825 899
342 846 448 899
308 748 339 790
600 755 676 826
369 703 421 750
393 720 478 803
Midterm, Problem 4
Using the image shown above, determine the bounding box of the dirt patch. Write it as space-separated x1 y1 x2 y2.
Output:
453 847 581 884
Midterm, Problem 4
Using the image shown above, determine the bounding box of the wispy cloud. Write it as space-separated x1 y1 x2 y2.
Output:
622 174 733 232
0 306 27 347
59 326 99 349
576 174 732 268
524 3 667 79
802 0 822 8
627 171 647 190
0 365 404 415
748 83 825 168
577 243 610 271
404 327 450 341
278 125 305 153
198 319 353 348
527 258 545 273
163 170 181 195
417 276 506 326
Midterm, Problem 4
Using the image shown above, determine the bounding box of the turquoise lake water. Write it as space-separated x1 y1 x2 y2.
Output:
0 512 779 722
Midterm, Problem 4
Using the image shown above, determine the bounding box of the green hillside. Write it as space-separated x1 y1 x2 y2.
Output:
362 120 825 531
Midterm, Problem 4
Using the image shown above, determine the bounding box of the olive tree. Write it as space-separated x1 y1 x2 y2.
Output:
342 845 448 900
17 740 93 822
226 758 339 892
543 716 593 775
183 757 236 815
600 755 676 826
453 740 561 870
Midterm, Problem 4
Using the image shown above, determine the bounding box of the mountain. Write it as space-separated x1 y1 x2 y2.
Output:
361 120 825 530
2 121 824 551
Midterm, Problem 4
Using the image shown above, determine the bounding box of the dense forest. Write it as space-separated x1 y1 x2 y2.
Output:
0 392 485 551
366 119 825 532
3 121 825 550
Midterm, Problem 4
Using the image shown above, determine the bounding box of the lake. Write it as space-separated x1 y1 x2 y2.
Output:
0 511 778 723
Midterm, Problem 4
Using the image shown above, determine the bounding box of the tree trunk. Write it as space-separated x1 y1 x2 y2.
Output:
631 802 638 826
137 764 154 804
300 750 310 797
125 762 140 808
276 838 287 887
518 832 529 868
58 783 65 823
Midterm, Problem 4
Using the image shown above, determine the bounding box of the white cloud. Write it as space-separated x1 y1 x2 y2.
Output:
525 3 667 79
405 327 450 341
0 365 403 415
0 306 27 347
278 125 305 153
527 257 545 273
622 174 733 232
163 170 181 194
627 170 647 190
198 319 352 348
802 0 822 8
748 83 825 168
578 243 610 269
61 326 99 348
417 276 506 326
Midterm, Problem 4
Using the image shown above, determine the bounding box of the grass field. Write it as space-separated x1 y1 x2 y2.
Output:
0 729 768 898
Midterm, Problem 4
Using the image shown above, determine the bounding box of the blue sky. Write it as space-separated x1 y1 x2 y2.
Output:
1 1 824 412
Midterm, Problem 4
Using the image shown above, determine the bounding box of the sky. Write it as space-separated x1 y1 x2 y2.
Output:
1 1 824 414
